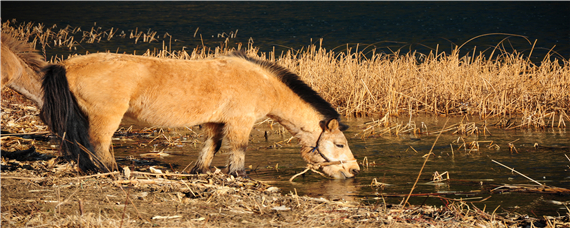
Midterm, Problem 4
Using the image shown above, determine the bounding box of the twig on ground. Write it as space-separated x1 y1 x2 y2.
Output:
289 164 329 182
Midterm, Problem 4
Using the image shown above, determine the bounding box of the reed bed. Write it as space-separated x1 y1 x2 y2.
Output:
132 39 570 131
1 19 164 61
3 20 569 130
275 43 569 125
114 34 570 131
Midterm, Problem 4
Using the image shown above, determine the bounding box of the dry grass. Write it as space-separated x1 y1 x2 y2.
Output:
3 157 568 228
1 19 166 62
134 39 570 131
275 42 569 123
127 34 570 131
3 20 569 130
0 88 47 134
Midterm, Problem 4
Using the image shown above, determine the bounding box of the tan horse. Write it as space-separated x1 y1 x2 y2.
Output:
1 32 47 106
41 52 360 178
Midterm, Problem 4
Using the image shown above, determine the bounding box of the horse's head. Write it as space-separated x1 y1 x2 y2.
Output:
302 119 360 179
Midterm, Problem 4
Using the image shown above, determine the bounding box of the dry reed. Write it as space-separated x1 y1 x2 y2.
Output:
3 20 569 130
142 37 570 131
138 39 570 131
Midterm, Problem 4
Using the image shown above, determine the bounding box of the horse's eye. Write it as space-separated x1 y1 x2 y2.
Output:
336 144 344 148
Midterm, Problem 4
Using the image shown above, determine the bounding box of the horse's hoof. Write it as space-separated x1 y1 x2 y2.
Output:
228 170 249 179
239 175 252 180
189 166 210 174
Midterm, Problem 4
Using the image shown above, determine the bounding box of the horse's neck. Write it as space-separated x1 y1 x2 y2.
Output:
268 98 323 148
7 65 44 107
1 35 46 107
271 115 321 148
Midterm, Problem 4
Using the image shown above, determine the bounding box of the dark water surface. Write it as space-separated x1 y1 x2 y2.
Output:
2 2 569 61
105 116 570 217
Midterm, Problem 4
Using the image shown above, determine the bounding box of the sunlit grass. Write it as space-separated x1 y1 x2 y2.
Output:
3 20 569 129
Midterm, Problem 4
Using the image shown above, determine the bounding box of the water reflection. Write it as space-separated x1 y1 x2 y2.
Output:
289 179 361 202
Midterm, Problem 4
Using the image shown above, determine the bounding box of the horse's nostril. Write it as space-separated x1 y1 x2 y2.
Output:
350 168 360 175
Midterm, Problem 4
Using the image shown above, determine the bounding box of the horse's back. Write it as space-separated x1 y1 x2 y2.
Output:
62 53 279 127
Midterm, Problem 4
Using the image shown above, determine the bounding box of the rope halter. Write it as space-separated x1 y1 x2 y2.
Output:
290 129 358 182
307 129 357 167
309 146 357 167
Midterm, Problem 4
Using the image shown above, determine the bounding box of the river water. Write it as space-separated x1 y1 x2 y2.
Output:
2 2 569 61
107 116 570 217
3 1 570 216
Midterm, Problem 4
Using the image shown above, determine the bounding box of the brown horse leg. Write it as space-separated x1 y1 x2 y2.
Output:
225 120 255 177
87 113 126 171
190 123 225 174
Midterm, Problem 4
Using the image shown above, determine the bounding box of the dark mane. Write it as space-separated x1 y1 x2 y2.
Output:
1 32 45 73
229 51 342 122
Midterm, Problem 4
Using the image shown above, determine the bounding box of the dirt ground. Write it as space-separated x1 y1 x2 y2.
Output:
2 87 570 227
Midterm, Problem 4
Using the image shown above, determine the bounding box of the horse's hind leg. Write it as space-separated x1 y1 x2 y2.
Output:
225 119 255 177
190 123 225 174
87 109 128 171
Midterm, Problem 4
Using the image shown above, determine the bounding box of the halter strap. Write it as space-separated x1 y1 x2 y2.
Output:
309 131 357 167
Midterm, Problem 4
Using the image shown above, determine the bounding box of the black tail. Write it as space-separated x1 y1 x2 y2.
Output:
40 64 109 173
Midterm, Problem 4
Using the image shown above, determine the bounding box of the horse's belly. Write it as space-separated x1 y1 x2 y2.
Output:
123 103 226 128
120 115 154 127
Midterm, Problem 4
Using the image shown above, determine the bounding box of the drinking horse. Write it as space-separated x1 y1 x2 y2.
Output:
40 51 360 178
1 32 47 106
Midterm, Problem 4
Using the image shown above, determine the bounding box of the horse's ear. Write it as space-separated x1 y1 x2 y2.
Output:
320 119 349 131
327 119 339 131
319 120 327 130
339 122 349 131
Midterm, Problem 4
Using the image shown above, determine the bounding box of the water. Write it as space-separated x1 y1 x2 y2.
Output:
2 2 569 61
105 117 570 217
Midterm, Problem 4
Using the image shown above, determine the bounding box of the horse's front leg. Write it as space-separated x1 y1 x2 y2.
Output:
190 123 225 174
225 119 255 177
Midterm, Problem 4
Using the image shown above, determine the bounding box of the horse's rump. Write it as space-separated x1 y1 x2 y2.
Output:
40 65 108 172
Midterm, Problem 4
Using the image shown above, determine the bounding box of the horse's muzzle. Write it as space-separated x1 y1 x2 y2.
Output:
350 168 360 176
324 161 360 179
